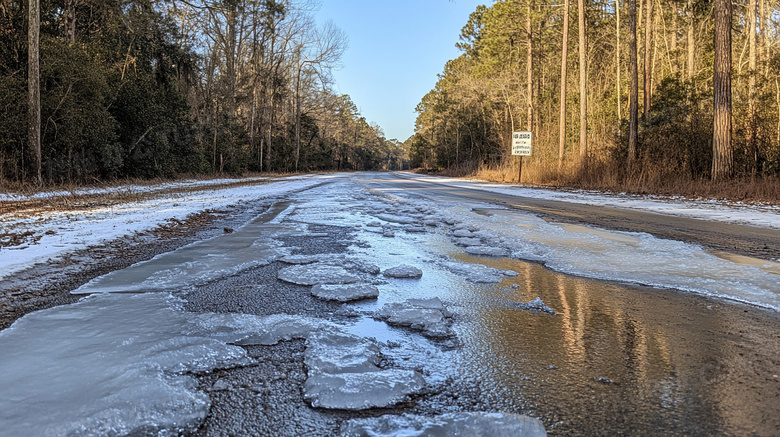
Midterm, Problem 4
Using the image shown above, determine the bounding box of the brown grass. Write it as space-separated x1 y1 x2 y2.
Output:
429 158 780 205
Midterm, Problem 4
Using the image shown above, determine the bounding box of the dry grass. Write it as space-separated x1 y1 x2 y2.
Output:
428 157 780 205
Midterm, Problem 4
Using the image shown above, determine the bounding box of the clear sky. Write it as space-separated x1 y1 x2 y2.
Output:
316 0 487 142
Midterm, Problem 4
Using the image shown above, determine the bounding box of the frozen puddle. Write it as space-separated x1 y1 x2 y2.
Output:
0 293 255 436
72 205 308 294
340 412 547 437
0 292 429 434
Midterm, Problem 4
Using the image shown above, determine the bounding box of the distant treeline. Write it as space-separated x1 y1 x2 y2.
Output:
411 0 780 185
1 0 405 185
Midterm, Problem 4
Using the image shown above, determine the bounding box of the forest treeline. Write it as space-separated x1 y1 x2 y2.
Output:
411 0 780 190
2 0 405 185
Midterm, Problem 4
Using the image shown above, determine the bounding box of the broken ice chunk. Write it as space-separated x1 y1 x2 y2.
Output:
383 265 423 279
512 297 557 315
339 412 547 437
405 226 427 233
375 299 453 338
452 229 474 238
454 237 483 247
305 331 381 375
376 214 418 225
311 284 380 302
343 259 381 275
304 369 425 410
465 246 508 257
277 263 360 285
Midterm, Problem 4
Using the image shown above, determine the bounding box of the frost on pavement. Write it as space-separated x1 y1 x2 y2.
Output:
0 293 263 436
339 412 547 437
278 262 361 285
311 283 380 302
304 370 425 410
383 264 423 279
375 298 454 338
512 297 557 315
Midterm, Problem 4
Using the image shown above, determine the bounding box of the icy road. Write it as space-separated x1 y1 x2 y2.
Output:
1 172 779 436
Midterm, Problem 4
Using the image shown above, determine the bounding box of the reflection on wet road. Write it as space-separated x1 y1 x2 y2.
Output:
357 172 780 435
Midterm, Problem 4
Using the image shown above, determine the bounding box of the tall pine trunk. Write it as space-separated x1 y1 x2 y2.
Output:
558 0 570 170
628 0 638 170
643 0 653 118
578 0 588 166
712 0 733 180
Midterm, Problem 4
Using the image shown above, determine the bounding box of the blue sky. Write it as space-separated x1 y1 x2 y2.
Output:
316 0 487 141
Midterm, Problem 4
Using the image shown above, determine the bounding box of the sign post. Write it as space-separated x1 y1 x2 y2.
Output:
511 131 532 183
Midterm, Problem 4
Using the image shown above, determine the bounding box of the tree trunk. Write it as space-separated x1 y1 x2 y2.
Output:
526 0 533 132
578 0 588 166
643 0 653 117
28 0 41 185
628 0 638 170
616 0 621 120
687 0 694 81
712 0 733 181
748 0 757 175
64 0 77 44
558 0 570 170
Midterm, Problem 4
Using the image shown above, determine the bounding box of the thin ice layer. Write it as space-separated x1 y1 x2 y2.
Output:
339 412 548 437
72 221 299 294
0 293 257 436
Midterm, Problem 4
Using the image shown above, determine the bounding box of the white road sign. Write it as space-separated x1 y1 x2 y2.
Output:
511 131 532 156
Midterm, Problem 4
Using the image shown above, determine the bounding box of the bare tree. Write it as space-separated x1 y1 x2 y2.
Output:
294 21 346 171
712 0 732 180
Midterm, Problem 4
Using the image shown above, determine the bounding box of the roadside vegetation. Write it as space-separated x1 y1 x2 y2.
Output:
410 0 780 202
1 0 405 189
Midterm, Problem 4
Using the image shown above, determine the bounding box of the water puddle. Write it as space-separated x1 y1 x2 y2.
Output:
711 251 780 276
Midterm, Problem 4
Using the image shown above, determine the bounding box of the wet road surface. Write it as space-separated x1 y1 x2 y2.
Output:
2 172 779 436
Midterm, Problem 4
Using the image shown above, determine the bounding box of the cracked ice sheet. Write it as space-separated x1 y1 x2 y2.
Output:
390 195 780 311
0 176 325 281
0 293 280 436
72 218 303 293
